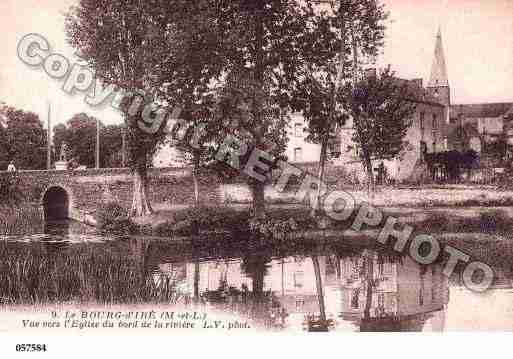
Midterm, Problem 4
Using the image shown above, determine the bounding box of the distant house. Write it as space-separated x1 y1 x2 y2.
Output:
446 102 513 155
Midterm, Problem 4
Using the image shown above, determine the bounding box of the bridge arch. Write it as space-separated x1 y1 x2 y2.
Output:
41 185 72 221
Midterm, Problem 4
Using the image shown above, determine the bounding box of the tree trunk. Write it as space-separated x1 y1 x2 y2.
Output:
251 181 266 218
193 261 200 303
311 255 327 327
131 168 153 217
192 152 200 207
364 155 375 199
251 8 266 220
312 135 328 217
335 255 341 280
311 7 346 217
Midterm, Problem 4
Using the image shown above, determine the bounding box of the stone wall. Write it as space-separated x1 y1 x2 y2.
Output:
1 167 224 219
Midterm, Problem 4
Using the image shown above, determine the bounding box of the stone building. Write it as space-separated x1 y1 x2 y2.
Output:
287 28 513 182
286 29 450 183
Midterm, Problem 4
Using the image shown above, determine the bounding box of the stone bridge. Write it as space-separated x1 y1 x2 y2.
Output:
1 163 350 225
2 167 222 223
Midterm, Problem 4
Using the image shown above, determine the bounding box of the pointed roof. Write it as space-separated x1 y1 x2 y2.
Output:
428 28 449 88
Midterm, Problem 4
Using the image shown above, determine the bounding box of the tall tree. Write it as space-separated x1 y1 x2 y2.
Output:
341 67 416 194
0 105 47 170
198 0 318 217
101 124 125 168
55 113 99 168
66 0 174 216
53 114 124 168
293 0 388 215
0 119 10 171
149 1 225 206
214 71 289 216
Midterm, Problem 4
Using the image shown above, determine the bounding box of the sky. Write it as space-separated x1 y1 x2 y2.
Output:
0 0 512 128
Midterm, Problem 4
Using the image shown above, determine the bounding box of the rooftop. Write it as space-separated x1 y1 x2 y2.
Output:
450 103 513 119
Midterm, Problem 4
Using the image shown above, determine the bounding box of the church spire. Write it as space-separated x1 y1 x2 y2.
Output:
428 27 449 88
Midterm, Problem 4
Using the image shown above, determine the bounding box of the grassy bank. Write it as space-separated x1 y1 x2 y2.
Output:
0 242 179 305
0 205 43 236
131 204 513 242
223 185 513 208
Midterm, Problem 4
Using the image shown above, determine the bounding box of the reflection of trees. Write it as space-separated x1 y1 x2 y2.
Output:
310 255 329 331
363 252 374 320
240 255 271 301
128 238 151 279
194 261 200 302
127 238 183 303
201 256 288 330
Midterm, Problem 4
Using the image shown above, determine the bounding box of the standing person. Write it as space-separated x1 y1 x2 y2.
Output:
7 161 16 172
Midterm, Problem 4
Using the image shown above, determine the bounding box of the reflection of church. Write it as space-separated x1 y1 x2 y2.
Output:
325 251 449 331
152 250 449 332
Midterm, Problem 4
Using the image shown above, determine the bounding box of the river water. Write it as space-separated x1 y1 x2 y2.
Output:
1 220 512 332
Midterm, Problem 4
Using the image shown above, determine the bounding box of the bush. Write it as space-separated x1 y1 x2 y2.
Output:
96 202 136 235
154 206 249 236
248 217 299 241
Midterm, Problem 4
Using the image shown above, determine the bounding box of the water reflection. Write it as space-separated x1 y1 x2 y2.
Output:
152 250 449 332
2 222 512 331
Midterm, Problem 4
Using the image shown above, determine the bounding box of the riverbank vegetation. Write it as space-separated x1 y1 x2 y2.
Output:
0 174 43 236
0 242 179 305
95 200 513 245
0 205 43 236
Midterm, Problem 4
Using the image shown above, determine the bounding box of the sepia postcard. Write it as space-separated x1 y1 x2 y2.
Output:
1 0 513 357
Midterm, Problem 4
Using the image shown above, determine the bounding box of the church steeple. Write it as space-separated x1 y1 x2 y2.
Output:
429 28 449 87
427 28 451 106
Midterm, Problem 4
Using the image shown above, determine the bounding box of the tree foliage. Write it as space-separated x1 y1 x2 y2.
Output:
66 0 179 215
341 67 416 191
0 105 47 171
53 113 124 168
202 0 320 216
292 0 389 211
341 67 416 188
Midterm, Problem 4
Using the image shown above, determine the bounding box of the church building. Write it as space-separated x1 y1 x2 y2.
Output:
286 28 513 183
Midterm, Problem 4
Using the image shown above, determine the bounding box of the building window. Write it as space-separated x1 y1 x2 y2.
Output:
293 271 304 288
351 145 360 158
378 293 385 308
420 112 425 140
351 289 360 309
432 114 437 129
294 123 303 137
293 147 303 162
295 298 305 312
